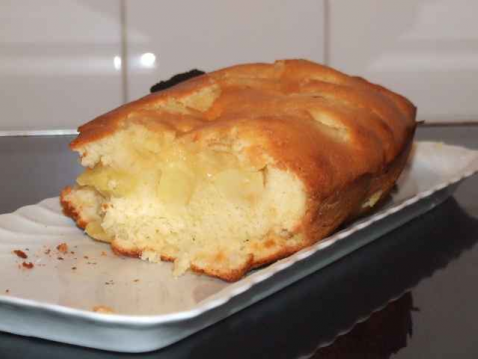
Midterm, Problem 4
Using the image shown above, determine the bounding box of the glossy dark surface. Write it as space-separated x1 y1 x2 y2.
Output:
0 125 477 358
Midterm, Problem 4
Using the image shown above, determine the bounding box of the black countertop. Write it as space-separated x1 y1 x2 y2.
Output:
0 125 477 358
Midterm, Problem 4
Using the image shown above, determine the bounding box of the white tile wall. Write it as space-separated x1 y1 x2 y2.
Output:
1 0 476 132
327 0 478 123
125 0 325 101
0 0 123 132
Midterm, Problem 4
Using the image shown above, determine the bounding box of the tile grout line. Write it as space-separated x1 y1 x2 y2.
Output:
1 122 477 137
323 0 330 66
120 0 129 104
0 130 78 137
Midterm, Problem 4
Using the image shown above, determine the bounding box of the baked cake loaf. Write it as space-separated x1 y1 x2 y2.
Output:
61 59 416 281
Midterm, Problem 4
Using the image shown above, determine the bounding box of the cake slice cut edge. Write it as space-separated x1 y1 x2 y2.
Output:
61 121 310 282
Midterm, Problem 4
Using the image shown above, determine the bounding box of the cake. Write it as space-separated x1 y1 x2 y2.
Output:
61 59 416 281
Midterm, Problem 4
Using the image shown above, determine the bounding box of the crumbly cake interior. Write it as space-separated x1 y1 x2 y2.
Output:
67 124 306 276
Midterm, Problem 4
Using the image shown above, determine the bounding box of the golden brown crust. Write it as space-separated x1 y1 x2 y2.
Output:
190 256 254 283
60 187 88 229
63 59 417 281
110 242 141 258
71 59 415 156
354 135 414 219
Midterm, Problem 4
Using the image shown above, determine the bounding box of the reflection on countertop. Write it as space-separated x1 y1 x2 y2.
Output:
314 292 414 359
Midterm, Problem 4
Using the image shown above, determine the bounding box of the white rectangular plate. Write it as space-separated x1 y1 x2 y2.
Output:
0 141 477 353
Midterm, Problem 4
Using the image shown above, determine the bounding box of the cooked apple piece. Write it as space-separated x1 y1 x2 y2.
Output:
77 165 138 197
157 165 196 205
85 221 113 242
214 169 264 204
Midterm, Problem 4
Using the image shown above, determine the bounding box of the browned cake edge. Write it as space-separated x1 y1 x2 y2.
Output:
60 186 88 229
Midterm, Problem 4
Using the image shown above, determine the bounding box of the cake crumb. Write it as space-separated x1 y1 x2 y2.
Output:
133 279 140 283
71 267 77 270
57 257 64 261
93 305 115 314
84 256 89 259
56 243 68 254
45 249 51 255
101 251 107 257
5 289 10 294
13 250 28 259
22 262 34 269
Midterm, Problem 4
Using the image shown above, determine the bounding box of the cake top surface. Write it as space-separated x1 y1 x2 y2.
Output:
71 59 416 194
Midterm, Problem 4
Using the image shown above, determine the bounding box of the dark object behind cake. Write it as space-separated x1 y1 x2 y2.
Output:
150 69 205 93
